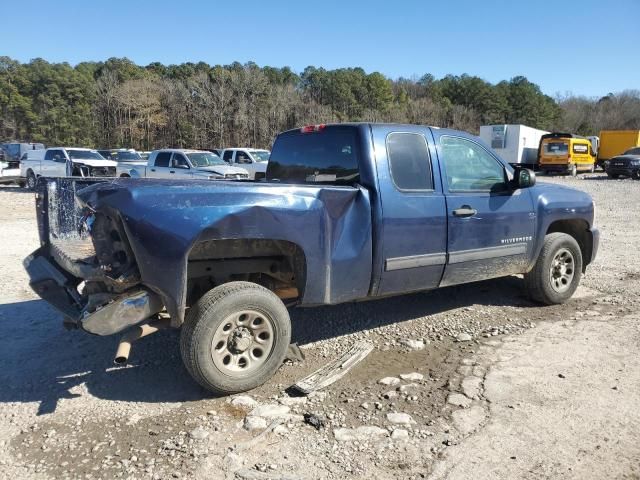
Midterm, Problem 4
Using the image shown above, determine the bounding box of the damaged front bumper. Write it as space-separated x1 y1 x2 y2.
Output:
24 248 164 336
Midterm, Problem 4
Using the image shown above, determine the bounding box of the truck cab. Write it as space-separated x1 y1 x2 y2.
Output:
220 148 270 180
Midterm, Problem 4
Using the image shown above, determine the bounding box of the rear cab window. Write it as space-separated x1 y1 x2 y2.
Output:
386 132 433 190
267 125 360 185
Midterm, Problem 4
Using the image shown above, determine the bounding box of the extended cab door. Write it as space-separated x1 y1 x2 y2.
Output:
170 152 193 178
42 149 68 177
435 132 535 286
374 126 448 296
147 151 172 178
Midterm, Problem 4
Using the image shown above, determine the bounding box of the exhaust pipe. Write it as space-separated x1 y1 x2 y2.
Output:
114 317 170 365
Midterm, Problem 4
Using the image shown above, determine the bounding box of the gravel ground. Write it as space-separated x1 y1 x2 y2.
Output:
0 173 638 479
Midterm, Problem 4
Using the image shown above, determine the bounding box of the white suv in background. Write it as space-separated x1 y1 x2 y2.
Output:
220 148 270 180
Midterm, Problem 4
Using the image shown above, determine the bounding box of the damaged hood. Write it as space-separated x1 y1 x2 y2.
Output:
195 165 249 176
72 159 117 167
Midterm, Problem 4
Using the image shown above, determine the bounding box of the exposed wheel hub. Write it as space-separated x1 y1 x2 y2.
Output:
549 248 575 293
229 327 252 353
210 310 275 376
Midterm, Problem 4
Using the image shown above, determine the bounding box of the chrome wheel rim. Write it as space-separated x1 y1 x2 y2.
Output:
549 248 575 293
211 310 274 377
27 174 35 188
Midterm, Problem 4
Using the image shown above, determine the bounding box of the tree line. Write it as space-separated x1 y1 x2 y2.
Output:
1 56 639 150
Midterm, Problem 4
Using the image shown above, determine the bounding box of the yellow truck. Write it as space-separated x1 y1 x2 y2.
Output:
538 133 596 176
597 130 640 170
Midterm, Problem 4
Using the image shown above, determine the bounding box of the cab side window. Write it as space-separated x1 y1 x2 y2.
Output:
172 153 189 168
440 136 507 192
154 151 171 167
386 132 433 190
223 150 234 162
236 151 252 164
45 149 65 162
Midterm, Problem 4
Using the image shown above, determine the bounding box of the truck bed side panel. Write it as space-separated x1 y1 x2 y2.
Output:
73 179 373 322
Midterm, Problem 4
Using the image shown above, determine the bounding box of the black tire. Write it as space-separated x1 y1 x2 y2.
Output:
632 170 640 180
18 181 26 188
607 172 619 179
26 170 37 190
180 281 291 395
524 232 583 305
570 163 577 177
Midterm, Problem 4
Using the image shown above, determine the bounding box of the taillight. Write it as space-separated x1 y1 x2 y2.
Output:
301 124 326 133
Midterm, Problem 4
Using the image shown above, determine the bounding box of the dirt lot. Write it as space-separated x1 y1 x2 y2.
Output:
0 174 639 480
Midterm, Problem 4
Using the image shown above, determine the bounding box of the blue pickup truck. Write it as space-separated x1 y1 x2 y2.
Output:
24 123 599 394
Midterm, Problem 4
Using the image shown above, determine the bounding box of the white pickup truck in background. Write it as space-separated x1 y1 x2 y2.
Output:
220 148 270 180
117 149 249 180
20 147 117 189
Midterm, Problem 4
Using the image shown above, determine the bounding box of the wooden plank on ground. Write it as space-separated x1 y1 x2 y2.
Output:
292 341 374 394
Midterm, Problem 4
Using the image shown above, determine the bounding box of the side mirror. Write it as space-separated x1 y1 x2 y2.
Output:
513 167 536 189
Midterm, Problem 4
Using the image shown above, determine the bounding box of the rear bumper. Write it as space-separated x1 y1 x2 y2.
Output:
540 164 571 172
24 248 163 335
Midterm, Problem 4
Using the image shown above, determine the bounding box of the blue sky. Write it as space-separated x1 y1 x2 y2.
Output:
3 0 637 97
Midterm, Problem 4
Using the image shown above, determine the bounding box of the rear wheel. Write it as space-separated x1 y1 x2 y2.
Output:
180 281 291 395
26 170 37 190
607 172 619 179
524 233 583 305
570 163 577 177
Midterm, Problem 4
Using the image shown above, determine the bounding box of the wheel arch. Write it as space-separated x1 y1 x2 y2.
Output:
185 238 307 310
545 219 593 272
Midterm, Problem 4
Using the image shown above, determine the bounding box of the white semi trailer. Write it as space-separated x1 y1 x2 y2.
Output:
479 124 549 169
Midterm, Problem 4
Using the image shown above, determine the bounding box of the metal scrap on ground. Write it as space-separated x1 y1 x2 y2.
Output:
292 342 373 394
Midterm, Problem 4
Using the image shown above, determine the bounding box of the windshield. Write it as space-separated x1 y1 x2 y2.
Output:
115 151 142 161
543 142 568 155
187 152 226 167
67 149 106 160
250 150 270 162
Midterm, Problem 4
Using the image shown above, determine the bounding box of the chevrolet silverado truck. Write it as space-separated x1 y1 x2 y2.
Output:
118 149 249 180
24 123 599 395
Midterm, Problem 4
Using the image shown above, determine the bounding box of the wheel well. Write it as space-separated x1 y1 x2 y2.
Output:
546 219 593 271
120 173 130 178
186 239 306 306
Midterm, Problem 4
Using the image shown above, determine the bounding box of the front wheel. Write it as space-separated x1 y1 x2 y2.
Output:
524 233 583 305
180 281 291 395
632 170 640 180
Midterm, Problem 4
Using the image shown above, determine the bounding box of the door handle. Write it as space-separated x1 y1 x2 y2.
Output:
150 168 156 172
453 205 477 217
170 170 175 173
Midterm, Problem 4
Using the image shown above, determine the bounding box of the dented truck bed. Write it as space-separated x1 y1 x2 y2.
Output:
24 176 373 335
